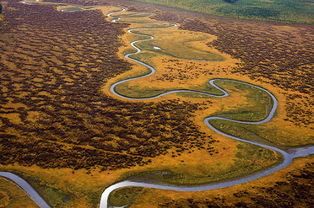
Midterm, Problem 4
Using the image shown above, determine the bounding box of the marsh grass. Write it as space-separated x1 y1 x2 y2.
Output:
213 80 273 121
115 79 225 98
136 30 225 61
116 143 281 186
115 83 167 98
0 170 72 207
0 177 39 207
210 120 314 147
176 91 214 98
108 187 144 207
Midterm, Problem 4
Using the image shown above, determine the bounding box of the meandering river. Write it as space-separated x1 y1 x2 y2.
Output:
1 3 313 208
102 8 314 208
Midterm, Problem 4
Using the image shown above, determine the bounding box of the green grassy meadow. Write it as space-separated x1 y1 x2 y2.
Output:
133 0 314 24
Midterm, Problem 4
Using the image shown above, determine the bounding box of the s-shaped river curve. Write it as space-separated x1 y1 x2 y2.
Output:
101 8 314 208
1 5 313 208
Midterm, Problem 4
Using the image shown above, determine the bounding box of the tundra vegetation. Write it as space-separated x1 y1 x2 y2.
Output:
0 0 313 208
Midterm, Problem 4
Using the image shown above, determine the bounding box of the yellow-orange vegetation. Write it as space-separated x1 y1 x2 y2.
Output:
0 2 312 207
102 8 313 148
0 176 39 208
129 156 314 208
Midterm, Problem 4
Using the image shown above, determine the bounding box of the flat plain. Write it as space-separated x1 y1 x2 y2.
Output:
0 0 313 207
132 0 314 24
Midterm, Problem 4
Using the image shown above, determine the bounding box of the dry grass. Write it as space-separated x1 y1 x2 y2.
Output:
0 176 38 208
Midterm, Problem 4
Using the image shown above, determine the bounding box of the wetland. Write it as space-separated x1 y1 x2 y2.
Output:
0 0 313 208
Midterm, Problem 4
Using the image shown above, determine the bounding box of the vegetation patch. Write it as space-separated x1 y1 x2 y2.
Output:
0 0 214 173
116 142 281 186
0 177 39 207
213 80 273 121
3 170 73 207
210 119 314 147
133 0 314 24
156 158 314 208
216 6 280 19
108 187 144 207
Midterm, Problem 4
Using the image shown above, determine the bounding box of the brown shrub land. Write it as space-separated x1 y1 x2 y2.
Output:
0 0 215 171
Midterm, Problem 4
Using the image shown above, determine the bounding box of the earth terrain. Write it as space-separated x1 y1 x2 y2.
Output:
0 0 313 207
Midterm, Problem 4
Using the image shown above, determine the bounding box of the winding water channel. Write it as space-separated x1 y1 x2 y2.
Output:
1 3 313 208
102 8 314 208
